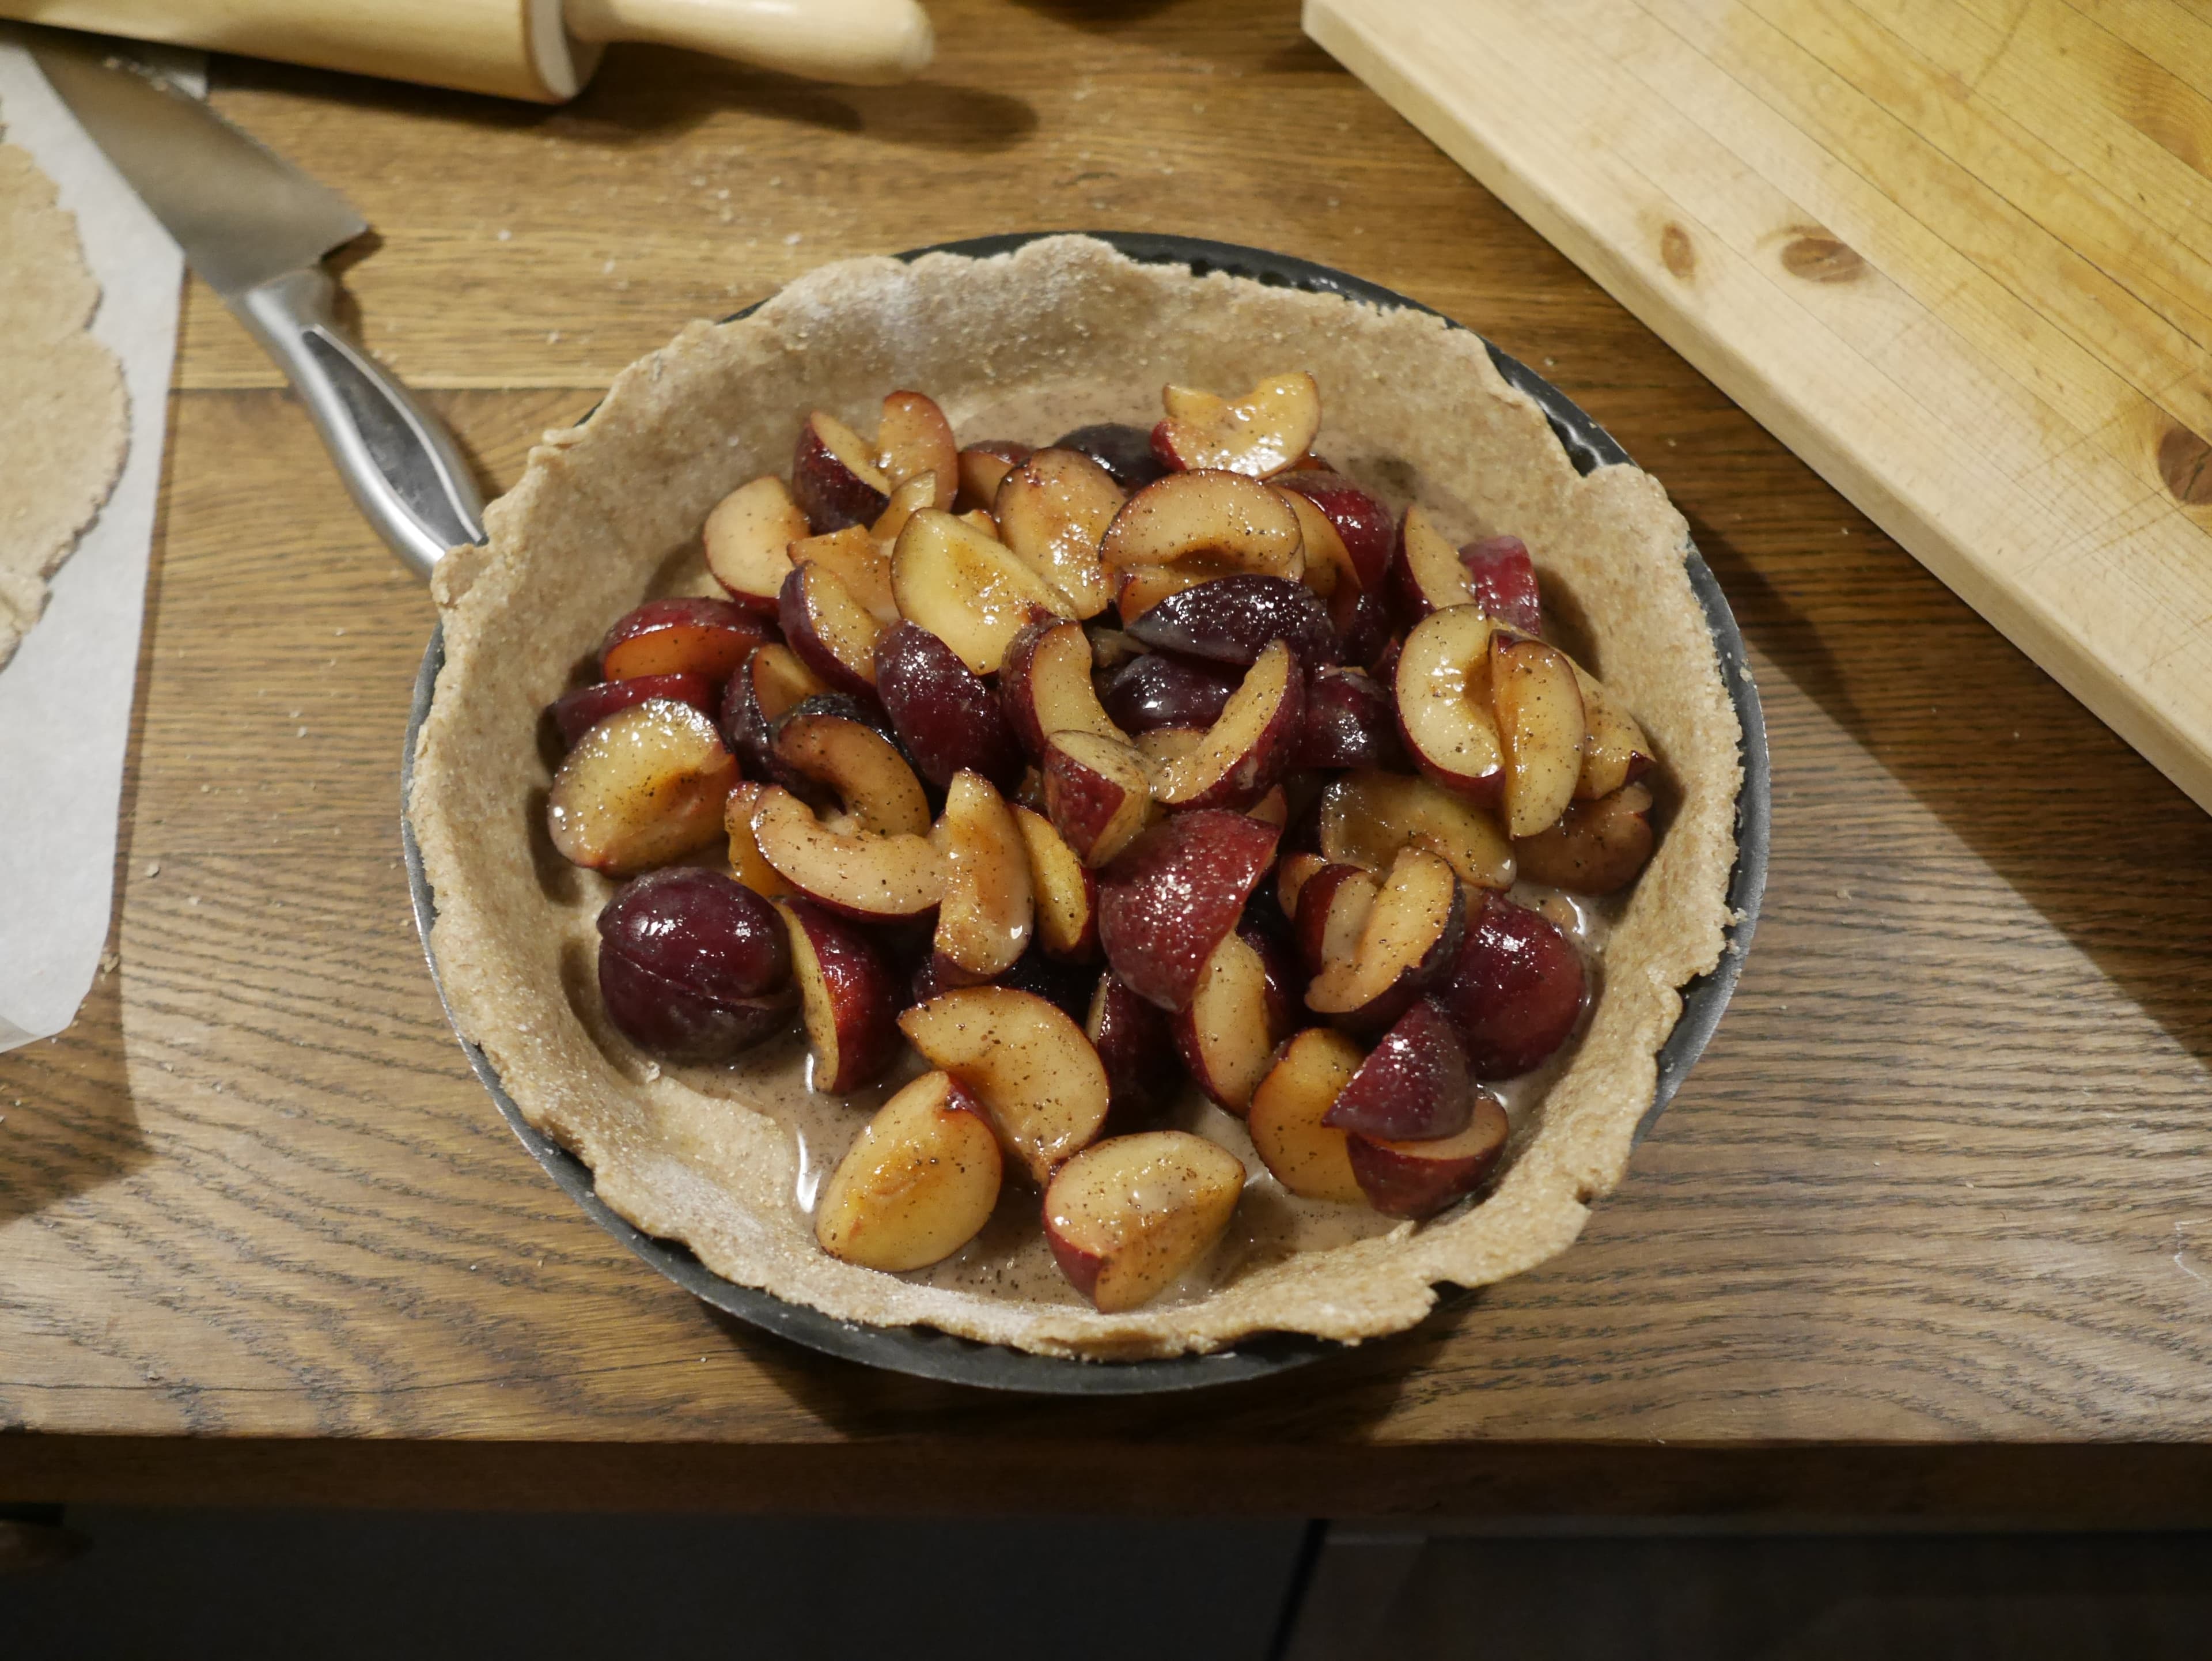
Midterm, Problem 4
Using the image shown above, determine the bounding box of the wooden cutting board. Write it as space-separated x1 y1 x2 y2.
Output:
1307 0 2212 815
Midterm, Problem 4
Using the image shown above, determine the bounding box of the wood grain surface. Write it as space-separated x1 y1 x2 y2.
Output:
1308 0 2212 817
5 0 2211 1517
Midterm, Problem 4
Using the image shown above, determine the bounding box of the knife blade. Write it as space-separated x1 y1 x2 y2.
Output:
29 31 482 579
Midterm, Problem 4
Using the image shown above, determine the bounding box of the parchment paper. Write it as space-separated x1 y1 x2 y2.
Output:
0 40 194 1050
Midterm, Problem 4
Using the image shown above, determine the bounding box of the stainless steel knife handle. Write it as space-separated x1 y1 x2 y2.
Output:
232 267 484 581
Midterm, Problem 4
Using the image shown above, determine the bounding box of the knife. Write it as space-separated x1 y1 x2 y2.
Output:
31 33 482 580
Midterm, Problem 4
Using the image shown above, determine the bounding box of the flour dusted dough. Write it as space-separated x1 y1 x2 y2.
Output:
410 236 1742 1359
0 133 127 667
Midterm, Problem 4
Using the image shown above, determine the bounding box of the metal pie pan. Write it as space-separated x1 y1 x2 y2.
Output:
400 232 1771 1395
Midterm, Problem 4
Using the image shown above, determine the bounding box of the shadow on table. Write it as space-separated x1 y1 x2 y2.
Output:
213 46 1037 157
1683 505 2212 1074
717 1287 1466 1444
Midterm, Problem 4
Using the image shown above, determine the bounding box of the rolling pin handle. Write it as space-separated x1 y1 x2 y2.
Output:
563 0 934 86
232 267 486 583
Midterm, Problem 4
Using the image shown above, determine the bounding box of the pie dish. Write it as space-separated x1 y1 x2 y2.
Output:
405 232 1761 1372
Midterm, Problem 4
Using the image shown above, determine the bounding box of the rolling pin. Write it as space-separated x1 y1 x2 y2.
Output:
5 0 935 99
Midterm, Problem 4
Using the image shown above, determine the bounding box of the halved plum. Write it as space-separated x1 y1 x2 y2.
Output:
1247 1028 1366 1204
874 620 1025 793
1431 891 1588 1079
770 696 930 836
547 699 738 876
596 867 796 1062
1491 634 1586 838
1013 805 1099 962
750 785 947 922
1142 638 1305 811
1321 998 1473 1141
792 408 892 533
599 596 768 684
1041 731 1154 868
1395 604 1509 807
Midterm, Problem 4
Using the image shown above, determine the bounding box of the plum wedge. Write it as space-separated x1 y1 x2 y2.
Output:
1322 998 1474 1141
1100 652 1241 735
1319 769 1515 892
1172 922 1297 1113
1097 809 1281 1011
779 561 885 699
771 697 930 836
1014 805 1099 962
1087 973 1183 1134
703 474 810 612
900 986 1113 1183
1395 604 1509 807
1151 372 1321 478
600 596 767 684
1347 1098 1509 1219
1514 782 1656 895
1141 639 1304 811
778 895 904 1092
1304 846 1464 1035
1247 1027 1366 1204
750 785 948 922
1099 469 1305 582
551 674 717 751
1000 618 1123 759
1122 573 1335 670
892 509 1074 675
815 1070 1002 1272
1043 1132 1245 1311
791 409 893 533
547 699 737 876
1491 634 1587 838
1041 731 1154 868
929 770 1035 986
993 447 1124 618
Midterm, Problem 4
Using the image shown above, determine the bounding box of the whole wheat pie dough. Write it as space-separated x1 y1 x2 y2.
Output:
410 235 1742 1359
0 130 127 667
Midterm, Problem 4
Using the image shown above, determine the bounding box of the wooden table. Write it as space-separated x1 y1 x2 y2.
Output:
6 0 2210 1520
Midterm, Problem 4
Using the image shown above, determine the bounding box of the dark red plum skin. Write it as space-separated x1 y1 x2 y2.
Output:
596 868 796 1062
1100 653 1241 734
1054 422 1170 492
551 675 718 750
791 417 889 534
1275 471 1396 593
597 953 796 1063
1433 892 1588 1079
1096 809 1282 1012
1123 574 1337 669
1323 998 1475 1140
1041 741 1139 858
1297 666 1407 771
875 621 1024 792
1347 1096 1509 1219
599 868 791 1001
1089 973 1186 1135
1461 535 1543 634
1331 584 1394 672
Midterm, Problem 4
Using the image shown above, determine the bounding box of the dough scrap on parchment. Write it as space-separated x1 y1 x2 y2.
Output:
409 235 1743 1360
0 130 128 667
